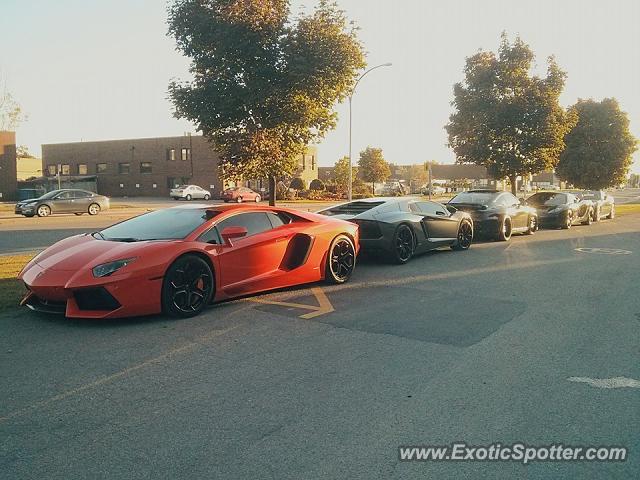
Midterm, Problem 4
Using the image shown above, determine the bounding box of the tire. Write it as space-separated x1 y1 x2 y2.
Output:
607 205 615 219
185 194 192 201
88 203 100 215
582 209 592 226
452 220 473 250
389 224 415 264
75 212 83 216
37 204 51 217
254 195 261 203
161 255 215 318
173 197 179 201
236 196 243 203
497 217 512 241
525 215 537 235
592 205 600 222
325 234 356 284
203 194 210 201
24 213 35 218
562 211 573 229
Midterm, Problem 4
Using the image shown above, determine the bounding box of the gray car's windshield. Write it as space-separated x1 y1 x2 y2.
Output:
528 192 567 206
449 192 498 205
100 208 214 241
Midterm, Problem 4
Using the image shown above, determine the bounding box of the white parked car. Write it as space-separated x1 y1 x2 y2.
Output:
170 185 211 201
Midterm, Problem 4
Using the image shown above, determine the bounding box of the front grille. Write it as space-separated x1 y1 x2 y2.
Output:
25 296 67 314
352 220 383 239
74 288 121 311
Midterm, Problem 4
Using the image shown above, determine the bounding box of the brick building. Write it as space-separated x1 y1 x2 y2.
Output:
0 131 18 200
42 135 318 198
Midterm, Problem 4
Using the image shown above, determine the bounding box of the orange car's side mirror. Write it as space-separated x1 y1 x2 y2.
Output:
220 226 248 246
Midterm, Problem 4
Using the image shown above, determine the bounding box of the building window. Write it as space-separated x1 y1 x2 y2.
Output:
181 176 190 185
97 163 107 173
118 163 130 174
78 164 88 175
167 177 177 189
311 155 316 170
135 183 140 188
152 183 157 189
47 165 57 176
181 148 191 161
140 162 152 174
119 183 124 188
61 164 70 175
167 148 176 161
302 155 306 169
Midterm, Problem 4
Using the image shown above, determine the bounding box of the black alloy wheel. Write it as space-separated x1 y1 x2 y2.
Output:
582 209 593 225
497 217 512 241
162 255 214 318
391 224 415 264
452 220 473 250
608 205 615 219
563 211 573 229
326 235 356 284
526 215 537 235
592 205 600 222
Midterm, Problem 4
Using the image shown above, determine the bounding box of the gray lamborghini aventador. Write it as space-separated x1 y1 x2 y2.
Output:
319 197 474 264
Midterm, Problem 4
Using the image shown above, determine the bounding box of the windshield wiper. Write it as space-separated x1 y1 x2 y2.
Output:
108 237 141 242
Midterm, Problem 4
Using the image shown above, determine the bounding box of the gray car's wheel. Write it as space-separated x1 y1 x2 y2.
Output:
452 220 473 250
390 224 415 264
592 205 600 222
37 204 51 217
88 203 100 215
607 204 615 219
525 215 537 234
497 217 512 241
562 211 573 229
582 209 592 225
161 255 214 318
255 195 261 203
325 235 356 284
203 194 210 201
185 194 192 201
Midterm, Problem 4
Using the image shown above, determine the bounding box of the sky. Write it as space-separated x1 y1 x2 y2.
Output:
1 0 639 172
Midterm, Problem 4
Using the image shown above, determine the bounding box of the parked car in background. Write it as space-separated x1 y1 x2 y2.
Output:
526 192 590 229
170 185 211 201
220 187 261 203
319 197 474 264
14 189 109 217
447 190 538 241
422 185 446 195
579 190 615 220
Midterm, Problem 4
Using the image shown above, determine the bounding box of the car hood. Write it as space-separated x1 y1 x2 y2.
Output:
32 234 173 271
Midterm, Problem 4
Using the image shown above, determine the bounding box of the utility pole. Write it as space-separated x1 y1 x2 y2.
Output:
427 162 432 200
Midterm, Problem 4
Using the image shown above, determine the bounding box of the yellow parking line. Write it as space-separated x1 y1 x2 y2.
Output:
247 287 335 319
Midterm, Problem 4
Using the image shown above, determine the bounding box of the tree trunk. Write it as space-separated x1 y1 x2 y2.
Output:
268 176 276 206
509 175 517 195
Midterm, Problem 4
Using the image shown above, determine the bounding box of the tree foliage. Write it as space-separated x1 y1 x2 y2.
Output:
289 177 305 190
309 178 325 190
358 146 390 189
0 87 26 131
557 98 637 189
167 0 366 204
446 34 576 194
332 155 357 193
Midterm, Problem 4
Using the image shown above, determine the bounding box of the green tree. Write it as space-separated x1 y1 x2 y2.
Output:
309 178 325 190
289 177 305 190
332 155 357 193
403 164 428 190
358 146 390 192
557 98 637 189
446 33 576 194
168 0 365 205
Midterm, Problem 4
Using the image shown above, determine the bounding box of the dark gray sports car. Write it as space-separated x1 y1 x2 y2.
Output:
319 197 473 264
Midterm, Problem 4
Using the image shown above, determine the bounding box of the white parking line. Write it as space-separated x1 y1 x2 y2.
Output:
568 376 640 389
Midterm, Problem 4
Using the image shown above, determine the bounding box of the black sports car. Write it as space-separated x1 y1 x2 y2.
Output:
526 192 590 229
579 190 615 221
319 197 474 264
447 190 538 241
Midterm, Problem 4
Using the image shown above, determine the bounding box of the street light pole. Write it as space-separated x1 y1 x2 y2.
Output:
348 62 392 202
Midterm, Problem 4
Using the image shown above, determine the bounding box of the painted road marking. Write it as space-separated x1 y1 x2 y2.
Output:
568 376 640 389
247 287 335 319
574 247 632 255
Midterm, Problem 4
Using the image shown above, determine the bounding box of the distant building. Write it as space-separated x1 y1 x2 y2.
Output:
41 135 317 197
0 131 17 200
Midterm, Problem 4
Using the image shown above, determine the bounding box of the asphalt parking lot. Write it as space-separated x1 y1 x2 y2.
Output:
1 213 639 479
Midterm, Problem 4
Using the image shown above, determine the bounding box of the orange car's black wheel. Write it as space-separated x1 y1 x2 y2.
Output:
325 235 356 284
162 255 214 318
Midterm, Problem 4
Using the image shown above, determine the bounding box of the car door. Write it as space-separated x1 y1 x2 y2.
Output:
502 193 528 229
51 191 75 213
214 211 292 294
413 201 459 244
71 190 91 212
